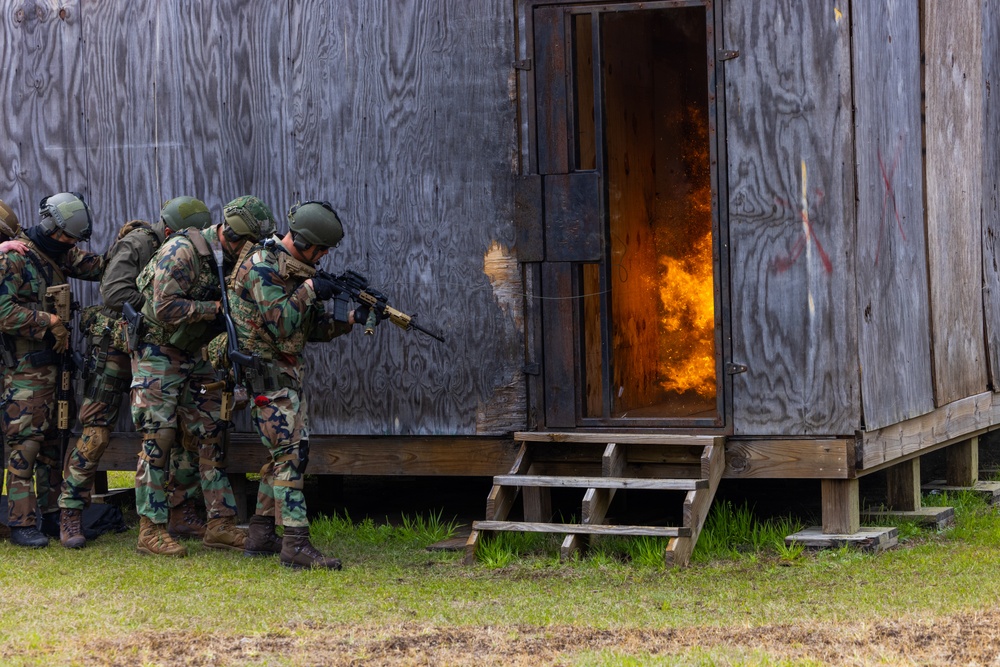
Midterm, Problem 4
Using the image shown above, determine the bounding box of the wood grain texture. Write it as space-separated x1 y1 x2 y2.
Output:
853 1 935 430
0 1 88 222
984 0 1000 388
724 0 859 435
0 1 521 437
923 1 987 405
288 0 522 436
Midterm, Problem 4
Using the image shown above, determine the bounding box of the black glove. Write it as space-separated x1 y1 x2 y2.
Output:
312 276 337 301
354 305 371 325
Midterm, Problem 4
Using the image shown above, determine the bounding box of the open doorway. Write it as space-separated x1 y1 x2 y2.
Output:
528 1 725 429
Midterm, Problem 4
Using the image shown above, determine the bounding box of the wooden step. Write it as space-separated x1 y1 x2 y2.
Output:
492 474 707 491
473 520 691 538
515 431 717 446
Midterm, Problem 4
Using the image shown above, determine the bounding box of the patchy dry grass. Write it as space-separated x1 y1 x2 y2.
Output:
0 494 998 665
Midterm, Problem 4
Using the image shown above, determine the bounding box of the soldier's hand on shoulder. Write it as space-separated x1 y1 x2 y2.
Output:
49 315 70 353
0 240 27 256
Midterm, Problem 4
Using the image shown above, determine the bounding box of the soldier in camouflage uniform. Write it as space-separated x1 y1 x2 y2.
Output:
0 193 105 548
228 201 370 569
57 197 213 549
131 195 274 557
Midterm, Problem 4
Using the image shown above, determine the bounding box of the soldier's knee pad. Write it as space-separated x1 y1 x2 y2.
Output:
7 439 42 479
198 433 226 468
77 426 111 463
180 429 199 453
137 428 175 469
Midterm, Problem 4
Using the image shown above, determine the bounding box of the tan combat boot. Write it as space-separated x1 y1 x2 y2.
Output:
243 514 282 557
167 499 206 539
137 516 188 557
59 508 86 549
203 516 247 551
280 527 342 570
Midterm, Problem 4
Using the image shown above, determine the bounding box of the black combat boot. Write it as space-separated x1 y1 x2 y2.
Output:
10 526 50 548
280 526 342 570
244 514 282 557
40 510 60 538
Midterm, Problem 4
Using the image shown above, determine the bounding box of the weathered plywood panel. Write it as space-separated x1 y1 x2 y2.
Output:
923 1 987 405
153 0 290 212
724 1 859 435
0 1 88 219
853 1 934 430
79 0 162 316
288 0 522 435
984 0 1000 387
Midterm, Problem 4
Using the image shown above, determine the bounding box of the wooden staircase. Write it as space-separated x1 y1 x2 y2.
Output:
464 431 725 566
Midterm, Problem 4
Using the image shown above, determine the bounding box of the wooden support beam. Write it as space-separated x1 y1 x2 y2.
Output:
946 436 979 487
563 443 624 561
886 458 921 511
821 478 860 534
665 441 725 567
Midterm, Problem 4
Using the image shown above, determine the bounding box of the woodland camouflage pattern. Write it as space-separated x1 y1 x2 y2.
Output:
230 241 350 527
0 239 104 527
132 225 237 525
60 220 168 511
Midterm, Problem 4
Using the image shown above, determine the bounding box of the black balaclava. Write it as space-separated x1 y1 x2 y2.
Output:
25 225 74 256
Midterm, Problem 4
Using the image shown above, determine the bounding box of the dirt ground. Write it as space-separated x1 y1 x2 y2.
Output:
9 608 1000 666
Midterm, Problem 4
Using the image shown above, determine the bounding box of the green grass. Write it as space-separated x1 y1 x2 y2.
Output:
0 494 998 664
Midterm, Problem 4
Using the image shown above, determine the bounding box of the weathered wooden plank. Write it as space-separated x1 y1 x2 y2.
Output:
540 263 577 427
853 1 934 430
821 478 859 534
0 1 89 222
724 0 859 435
286 0 523 436
860 391 996 469
665 441 724 567
493 475 707 491
99 434 519 476
516 431 718 446
472 521 689 538
946 437 979 487
923 1 987 406
984 0 1000 388
724 438 853 479
885 458 921 511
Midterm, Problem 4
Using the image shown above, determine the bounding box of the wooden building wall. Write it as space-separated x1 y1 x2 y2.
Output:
724 0 859 436
852 1 935 431
0 0 522 437
923 1 987 406
984 0 1000 388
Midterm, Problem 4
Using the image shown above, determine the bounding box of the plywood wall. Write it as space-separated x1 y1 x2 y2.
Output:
983 0 1000 388
852 0 935 431
0 0 522 436
923 1 988 406
724 0 860 435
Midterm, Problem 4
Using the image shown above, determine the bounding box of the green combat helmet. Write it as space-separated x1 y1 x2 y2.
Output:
287 201 344 249
160 196 212 232
223 195 275 242
39 191 92 241
0 199 21 239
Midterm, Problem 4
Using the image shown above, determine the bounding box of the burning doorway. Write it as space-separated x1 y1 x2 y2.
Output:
525 1 726 429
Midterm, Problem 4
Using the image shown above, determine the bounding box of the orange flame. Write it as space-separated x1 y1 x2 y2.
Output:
657 232 716 397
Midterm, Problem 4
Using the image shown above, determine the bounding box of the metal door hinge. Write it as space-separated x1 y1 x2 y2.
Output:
513 59 533 71
522 362 541 376
717 49 740 61
726 362 748 375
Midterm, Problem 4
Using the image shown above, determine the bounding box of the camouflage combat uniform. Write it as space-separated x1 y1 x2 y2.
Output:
58 220 166 511
0 238 104 528
131 225 239 528
228 239 350 528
